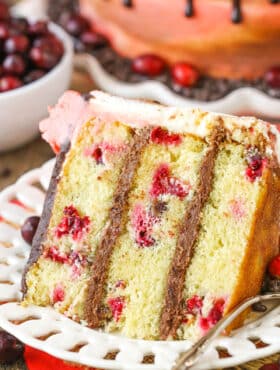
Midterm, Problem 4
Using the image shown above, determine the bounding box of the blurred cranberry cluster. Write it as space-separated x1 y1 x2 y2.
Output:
57 10 107 53
0 1 64 93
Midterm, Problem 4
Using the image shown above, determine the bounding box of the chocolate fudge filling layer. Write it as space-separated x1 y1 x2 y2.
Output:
159 126 226 339
85 128 151 327
22 142 70 294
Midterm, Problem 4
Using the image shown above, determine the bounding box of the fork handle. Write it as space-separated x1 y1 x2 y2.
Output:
172 293 280 370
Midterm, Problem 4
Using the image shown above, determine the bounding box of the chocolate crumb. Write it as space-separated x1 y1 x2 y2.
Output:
252 302 267 312
151 200 167 217
267 279 280 292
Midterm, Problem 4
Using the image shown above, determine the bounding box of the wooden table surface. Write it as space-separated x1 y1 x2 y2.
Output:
0 71 278 370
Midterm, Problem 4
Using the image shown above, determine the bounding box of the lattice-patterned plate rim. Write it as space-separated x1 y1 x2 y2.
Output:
0 159 280 370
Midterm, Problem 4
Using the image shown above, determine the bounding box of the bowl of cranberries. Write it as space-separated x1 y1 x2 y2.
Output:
0 1 73 151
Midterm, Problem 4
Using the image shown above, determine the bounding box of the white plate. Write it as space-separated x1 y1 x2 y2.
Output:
74 54 280 120
0 160 280 370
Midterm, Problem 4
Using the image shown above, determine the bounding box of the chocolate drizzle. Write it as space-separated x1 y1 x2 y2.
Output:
184 0 194 17
183 0 278 23
159 125 226 339
85 128 151 327
122 0 133 8
232 0 242 23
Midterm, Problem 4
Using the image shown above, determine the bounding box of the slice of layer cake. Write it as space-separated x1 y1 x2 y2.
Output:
22 91 280 340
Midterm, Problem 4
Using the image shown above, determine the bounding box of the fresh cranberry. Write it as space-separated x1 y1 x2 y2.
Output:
268 255 280 278
28 20 48 36
64 14 90 37
0 331 24 364
171 62 199 87
30 45 58 70
34 36 64 58
92 147 103 164
45 247 87 278
186 295 203 315
132 54 166 77
9 17 28 33
0 22 9 40
245 147 266 182
107 296 125 322
21 216 40 245
45 246 69 264
0 2 9 21
131 204 158 247
150 164 190 200
52 284 65 303
3 54 26 75
55 205 90 241
80 31 107 48
151 127 182 146
24 69 46 84
0 76 22 92
4 34 30 54
199 298 225 332
208 298 225 324
264 66 280 89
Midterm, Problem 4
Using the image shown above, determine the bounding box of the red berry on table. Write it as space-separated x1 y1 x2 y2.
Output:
132 54 166 77
0 76 22 92
268 255 280 278
0 331 24 364
264 66 280 89
171 62 199 87
64 14 90 37
4 34 30 54
0 22 9 40
21 216 40 245
0 2 9 21
3 54 26 75
28 20 48 36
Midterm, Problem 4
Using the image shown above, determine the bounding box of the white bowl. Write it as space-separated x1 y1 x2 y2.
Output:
0 22 73 152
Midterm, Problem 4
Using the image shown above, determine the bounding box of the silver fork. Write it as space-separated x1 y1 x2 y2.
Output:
172 293 280 370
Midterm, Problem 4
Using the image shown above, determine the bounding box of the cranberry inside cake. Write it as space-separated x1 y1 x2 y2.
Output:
23 91 280 340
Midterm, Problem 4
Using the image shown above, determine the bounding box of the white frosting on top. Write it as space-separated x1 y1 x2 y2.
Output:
39 90 280 163
87 91 280 162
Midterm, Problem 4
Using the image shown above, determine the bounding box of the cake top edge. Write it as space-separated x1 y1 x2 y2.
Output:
39 90 280 162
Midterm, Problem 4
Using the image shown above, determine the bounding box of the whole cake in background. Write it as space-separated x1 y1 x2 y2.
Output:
48 0 280 101
22 90 280 341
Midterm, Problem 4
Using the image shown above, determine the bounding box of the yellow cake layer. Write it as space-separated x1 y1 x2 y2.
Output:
24 120 133 319
103 135 207 339
179 143 265 340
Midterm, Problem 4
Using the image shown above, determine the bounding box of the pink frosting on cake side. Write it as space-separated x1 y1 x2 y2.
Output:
39 91 95 153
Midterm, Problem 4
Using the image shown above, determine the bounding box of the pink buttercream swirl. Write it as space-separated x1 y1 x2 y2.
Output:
39 91 95 153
